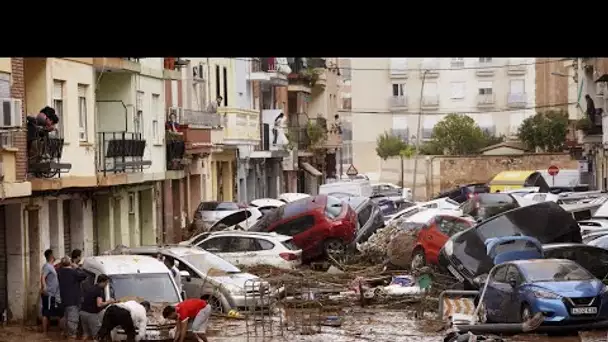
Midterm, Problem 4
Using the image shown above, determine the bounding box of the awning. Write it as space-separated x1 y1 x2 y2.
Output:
300 162 322 177
596 74 608 83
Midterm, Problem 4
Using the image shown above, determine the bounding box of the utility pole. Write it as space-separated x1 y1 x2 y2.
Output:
411 69 429 201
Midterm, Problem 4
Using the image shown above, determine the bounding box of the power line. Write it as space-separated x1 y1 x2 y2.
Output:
231 57 570 72
338 102 576 115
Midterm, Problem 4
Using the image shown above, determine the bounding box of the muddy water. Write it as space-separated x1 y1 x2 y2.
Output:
1 315 606 342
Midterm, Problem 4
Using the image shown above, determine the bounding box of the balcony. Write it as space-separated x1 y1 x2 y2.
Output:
248 58 290 87
421 95 440 110
92 58 141 73
218 108 260 146
389 95 408 110
171 108 219 154
576 110 604 145
287 58 314 94
507 92 527 108
26 121 71 179
179 108 222 128
390 58 408 79
166 133 186 170
476 94 495 108
476 59 496 77
96 132 152 176
507 59 527 76
419 59 440 78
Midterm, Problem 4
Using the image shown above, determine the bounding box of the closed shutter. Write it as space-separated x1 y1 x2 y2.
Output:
53 81 63 99
510 80 524 94
78 84 87 98
0 206 6 314
0 73 10 99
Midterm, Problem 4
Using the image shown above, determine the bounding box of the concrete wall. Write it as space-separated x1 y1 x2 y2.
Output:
379 153 578 200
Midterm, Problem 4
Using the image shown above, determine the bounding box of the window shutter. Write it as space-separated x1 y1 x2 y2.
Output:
78 84 87 98
510 80 524 94
53 81 63 99
0 73 10 99
11 99 22 127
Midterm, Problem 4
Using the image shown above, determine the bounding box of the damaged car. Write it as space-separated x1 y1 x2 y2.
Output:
439 201 582 288
340 196 385 244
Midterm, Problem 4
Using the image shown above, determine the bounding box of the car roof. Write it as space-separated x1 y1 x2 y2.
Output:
542 243 599 250
205 231 293 241
510 258 575 266
83 255 170 275
250 198 285 207
406 209 467 223
126 245 211 258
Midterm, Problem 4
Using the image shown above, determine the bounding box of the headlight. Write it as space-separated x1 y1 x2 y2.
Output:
532 289 561 299
444 240 454 255
603 286 608 293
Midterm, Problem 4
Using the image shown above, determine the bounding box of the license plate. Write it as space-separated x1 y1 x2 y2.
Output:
571 307 597 315
447 265 465 282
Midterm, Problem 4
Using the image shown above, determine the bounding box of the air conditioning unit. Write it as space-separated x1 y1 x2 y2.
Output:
192 64 205 83
0 99 22 128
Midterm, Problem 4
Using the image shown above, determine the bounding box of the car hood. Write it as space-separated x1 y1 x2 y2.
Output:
530 280 604 297
209 272 260 289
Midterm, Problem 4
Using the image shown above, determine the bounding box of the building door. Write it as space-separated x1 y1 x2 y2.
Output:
63 200 71 256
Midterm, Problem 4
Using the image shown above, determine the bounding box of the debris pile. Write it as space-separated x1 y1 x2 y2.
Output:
358 220 420 268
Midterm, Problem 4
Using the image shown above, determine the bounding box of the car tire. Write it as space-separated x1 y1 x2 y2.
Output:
203 295 229 314
324 239 348 263
411 248 426 270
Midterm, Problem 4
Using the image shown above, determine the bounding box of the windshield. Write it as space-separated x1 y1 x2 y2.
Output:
109 273 180 303
325 196 344 219
182 253 241 275
521 261 594 282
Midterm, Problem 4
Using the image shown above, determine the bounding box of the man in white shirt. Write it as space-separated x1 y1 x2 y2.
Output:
98 300 150 342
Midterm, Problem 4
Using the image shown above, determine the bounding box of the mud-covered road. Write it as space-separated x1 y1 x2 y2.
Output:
2 308 605 342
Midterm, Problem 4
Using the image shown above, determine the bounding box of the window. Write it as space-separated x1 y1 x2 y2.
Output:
478 81 493 95
152 93 160 143
392 116 408 142
423 82 438 96
135 91 144 133
199 237 230 252
450 82 465 99
109 273 180 304
479 58 493 63
392 84 405 97
223 66 228 106
227 237 260 252
0 73 10 98
450 58 464 69
78 84 88 141
257 239 275 250
357 204 373 228
215 65 221 101
325 196 344 219
509 80 524 94
274 215 315 236
492 265 508 283
52 80 64 137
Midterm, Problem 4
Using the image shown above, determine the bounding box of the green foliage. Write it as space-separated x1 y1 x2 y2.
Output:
306 121 327 146
399 145 416 159
482 132 505 147
430 114 488 155
375 132 410 160
418 141 443 155
575 117 592 131
517 110 568 152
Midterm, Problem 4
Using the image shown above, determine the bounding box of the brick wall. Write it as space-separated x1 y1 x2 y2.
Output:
10 58 26 182
535 58 569 111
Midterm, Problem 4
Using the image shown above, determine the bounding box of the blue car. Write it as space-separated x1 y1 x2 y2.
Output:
482 259 608 324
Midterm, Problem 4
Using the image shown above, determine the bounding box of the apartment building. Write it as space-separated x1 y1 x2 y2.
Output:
338 58 353 175
350 58 536 177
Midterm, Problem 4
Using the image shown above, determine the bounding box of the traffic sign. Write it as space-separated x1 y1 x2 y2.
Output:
548 165 560 177
346 164 358 176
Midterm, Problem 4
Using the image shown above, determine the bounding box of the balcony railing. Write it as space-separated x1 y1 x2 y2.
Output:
507 59 527 75
166 133 186 170
477 93 495 107
507 92 527 108
476 59 496 76
219 108 260 145
26 120 71 178
389 95 408 109
179 109 222 128
96 132 151 176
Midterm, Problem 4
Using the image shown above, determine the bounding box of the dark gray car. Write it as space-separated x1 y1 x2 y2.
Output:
340 196 384 244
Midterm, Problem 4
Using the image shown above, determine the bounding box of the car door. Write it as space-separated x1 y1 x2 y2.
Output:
428 216 455 263
175 259 207 299
501 265 525 323
484 264 508 321
273 215 316 255
197 236 232 262
221 237 263 266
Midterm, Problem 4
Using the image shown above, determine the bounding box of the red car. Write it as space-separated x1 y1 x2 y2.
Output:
405 210 474 269
249 195 357 260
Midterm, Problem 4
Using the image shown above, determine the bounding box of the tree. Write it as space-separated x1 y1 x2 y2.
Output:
430 114 487 155
518 110 568 152
376 132 415 186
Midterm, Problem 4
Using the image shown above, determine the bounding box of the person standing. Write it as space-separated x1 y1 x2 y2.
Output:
80 274 115 341
97 300 150 342
164 256 182 294
71 249 83 266
40 249 63 334
272 113 284 145
162 298 211 342
57 256 87 340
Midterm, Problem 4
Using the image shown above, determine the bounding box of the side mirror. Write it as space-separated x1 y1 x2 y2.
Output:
179 270 192 282
508 278 517 288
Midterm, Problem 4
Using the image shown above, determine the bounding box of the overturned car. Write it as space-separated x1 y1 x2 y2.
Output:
439 201 582 288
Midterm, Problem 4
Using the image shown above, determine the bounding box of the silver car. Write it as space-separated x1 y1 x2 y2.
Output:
192 201 249 231
123 245 272 313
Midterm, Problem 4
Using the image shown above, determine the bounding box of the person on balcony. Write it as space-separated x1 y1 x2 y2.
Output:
27 106 59 161
207 96 223 114
273 113 285 145
331 114 343 135
166 113 181 134
586 94 597 125
35 106 59 132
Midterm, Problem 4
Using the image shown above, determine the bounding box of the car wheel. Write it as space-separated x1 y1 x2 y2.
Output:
520 303 532 322
324 239 347 262
203 295 227 314
411 249 426 270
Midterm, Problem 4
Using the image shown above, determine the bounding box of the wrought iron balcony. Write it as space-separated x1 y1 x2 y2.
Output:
166 133 186 170
96 132 151 176
26 119 71 178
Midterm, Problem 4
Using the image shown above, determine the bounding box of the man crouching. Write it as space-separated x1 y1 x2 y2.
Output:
97 300 151 342
162 298 211 342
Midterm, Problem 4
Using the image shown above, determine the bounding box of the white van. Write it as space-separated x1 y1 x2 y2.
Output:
82 255 183 341
319 179 373 198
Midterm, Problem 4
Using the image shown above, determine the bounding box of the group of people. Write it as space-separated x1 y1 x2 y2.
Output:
40 248 212 342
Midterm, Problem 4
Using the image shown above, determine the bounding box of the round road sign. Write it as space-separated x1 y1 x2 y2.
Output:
548 165 559 176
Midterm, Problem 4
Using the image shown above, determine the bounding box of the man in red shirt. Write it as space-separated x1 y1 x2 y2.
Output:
162 298 210 342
